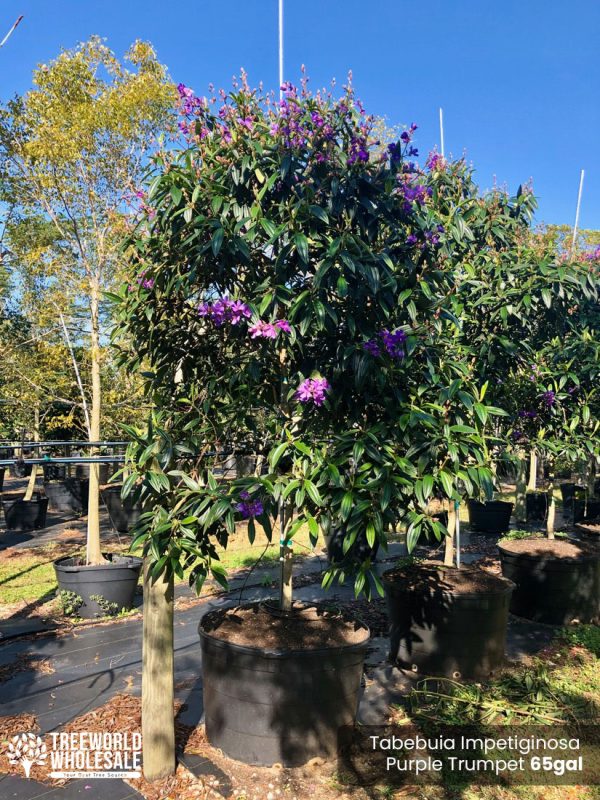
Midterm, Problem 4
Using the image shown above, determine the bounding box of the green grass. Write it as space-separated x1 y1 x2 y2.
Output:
0 548 62 606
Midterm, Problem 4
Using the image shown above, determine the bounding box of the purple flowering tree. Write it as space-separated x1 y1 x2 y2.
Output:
113 74 500 779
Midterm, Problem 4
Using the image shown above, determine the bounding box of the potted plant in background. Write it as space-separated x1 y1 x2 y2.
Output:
1 462 48 530
497 277 600 625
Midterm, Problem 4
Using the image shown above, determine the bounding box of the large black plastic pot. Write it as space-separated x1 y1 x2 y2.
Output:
198 604 370 766
526 492 547 522
43 463 67 481
101 486 142 533
560 482 579 511
9 460 32 478
2 493 48 530
44 478 89 514
54 553 143 619
467 500 513 534
573 499 600 523
382 564 514 680
324 528 380 566
498 539 600 624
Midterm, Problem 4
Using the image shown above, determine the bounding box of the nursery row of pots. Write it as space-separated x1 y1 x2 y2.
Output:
1 482 141 532
198 530 600 767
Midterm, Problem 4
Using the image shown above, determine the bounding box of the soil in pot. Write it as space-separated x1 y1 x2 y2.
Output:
54 553 143 619
199 602 370 767
574 521 600 542
101 486 141 533
498 537 600 625
526 491 547 522
467 500 513 534
382 562 514 680
2 493 48 530
44 478 89 514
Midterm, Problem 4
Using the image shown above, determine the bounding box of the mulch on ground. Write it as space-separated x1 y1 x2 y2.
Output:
0 692 376 800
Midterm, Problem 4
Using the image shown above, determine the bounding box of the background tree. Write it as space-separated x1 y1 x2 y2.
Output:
0 36 175 561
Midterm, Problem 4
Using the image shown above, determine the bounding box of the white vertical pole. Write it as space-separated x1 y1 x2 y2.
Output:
278 0 284 101
0 15 24 49
439 107 445 157
571 169 585 253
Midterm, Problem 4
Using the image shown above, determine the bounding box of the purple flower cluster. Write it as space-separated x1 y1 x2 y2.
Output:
177 83 207 116
396 179 433 214
542 390 556 408
528 363 542 382
583 245 600 262
295 377 331 406
517 410 537 419
400 123 418 144
363 328 408 359
347 134 369 165
249 319 291 339
129 270 154 292
236 491 264 518
199 298 252 326
426 151 446 172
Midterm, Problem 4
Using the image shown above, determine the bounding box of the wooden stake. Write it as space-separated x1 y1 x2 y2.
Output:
142 560 175 781
515 450 528 522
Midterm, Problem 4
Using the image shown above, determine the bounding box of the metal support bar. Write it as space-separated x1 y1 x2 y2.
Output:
0 456 126 466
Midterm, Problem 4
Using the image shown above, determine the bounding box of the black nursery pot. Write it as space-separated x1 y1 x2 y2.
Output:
560 482 578 511
573 499 600 524
42 463 67 481
382 565 514 680
324 527 380 566
526 491 547 522
498 539 600 624
44 478 89 514
54 553 143 619
467 500 513 534
198 605 370 766
101 486 142 533
2 493 48 530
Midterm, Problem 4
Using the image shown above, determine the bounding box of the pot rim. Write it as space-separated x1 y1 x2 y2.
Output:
54 553 143 572
498 541 600 563
381 565 516 597
2 495 47 505
198 601 371 659
467 499 514 509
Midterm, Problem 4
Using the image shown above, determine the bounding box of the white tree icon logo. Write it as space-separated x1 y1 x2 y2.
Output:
8 732 47 778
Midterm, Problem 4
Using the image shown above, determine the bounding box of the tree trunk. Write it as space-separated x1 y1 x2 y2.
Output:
515 450 528 522
546 470 556 539
444 501 456 567
527 449 538 492
586 457 597 498
86 278 104 565
142 560 175 781
279 501 293 610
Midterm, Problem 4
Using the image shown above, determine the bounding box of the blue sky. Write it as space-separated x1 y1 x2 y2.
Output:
1 0 598 230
